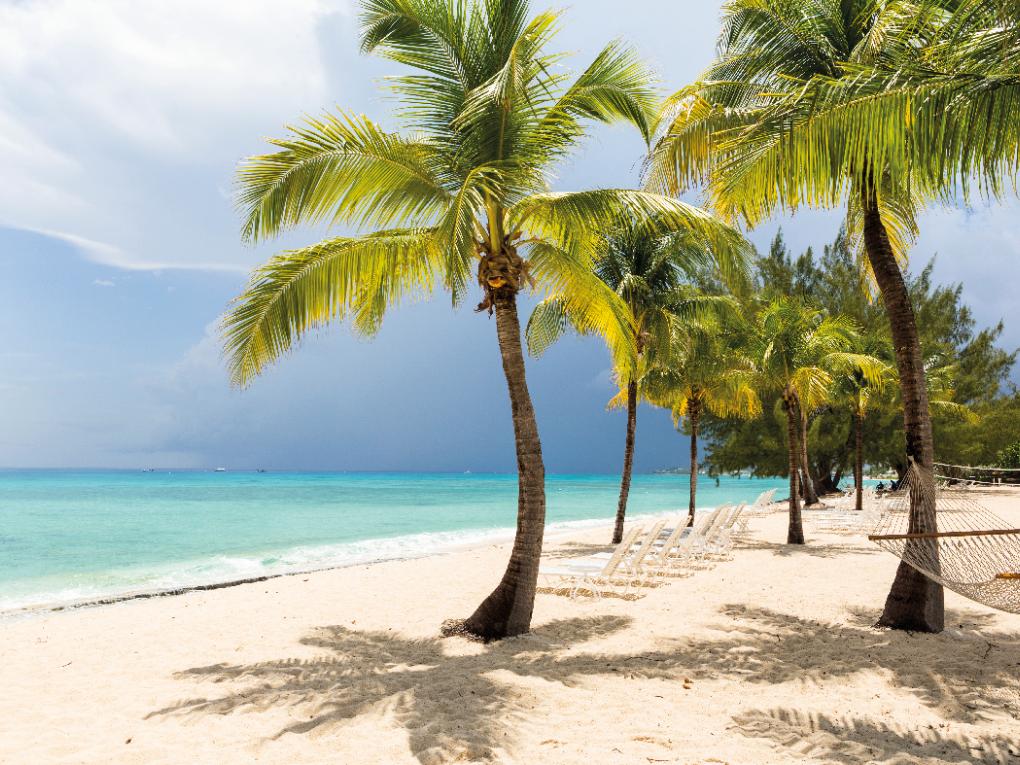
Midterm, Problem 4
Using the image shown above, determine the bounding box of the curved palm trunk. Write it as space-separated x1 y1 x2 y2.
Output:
799 410 819 505
784 392 805 545
687 398 700 528
456 291 546 641
612 380 638 544
855 409 864 513
862 190 943 633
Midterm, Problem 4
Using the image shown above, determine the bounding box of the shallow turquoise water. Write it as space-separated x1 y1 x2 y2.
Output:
0 470 789 613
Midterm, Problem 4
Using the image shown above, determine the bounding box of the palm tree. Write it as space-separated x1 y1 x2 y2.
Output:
835 336 896 512
642 311 760 525
223 0 741 642
647 0 947 631
526 223 746 544
746 298 877 544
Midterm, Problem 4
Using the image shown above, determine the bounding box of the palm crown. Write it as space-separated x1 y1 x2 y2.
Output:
765 0 1020 205
645 0 924 265
750 297 883 410
224 0 742 385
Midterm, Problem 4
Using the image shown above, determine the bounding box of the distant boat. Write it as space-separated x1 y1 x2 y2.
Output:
214 467 226 472
257 469 267 473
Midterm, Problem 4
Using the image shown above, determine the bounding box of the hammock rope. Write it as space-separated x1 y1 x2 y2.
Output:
868 461 1020 614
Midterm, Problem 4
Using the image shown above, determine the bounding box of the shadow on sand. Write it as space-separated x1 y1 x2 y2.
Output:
149 605 1020 763
732 707 1020 764
733 537 882 559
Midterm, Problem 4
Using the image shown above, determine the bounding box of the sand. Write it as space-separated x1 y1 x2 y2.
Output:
2 488 1019 765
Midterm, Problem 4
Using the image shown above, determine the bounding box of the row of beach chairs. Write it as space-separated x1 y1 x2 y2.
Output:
539 503 747 599
804 487 881 534
735 488 778 532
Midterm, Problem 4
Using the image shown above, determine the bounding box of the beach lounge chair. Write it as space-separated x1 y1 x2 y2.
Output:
701 504 745 559
539 525 649 599
649 510 720 576
737 489 778 531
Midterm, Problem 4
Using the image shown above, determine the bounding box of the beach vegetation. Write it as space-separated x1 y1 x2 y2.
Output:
742 297 884 544
525 220 748 543
704 229 1018 494
999 443 1020 470
644 0 1020 633
640 301 760 525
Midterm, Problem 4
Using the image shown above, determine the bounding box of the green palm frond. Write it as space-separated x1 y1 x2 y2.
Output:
237 113 451 243
224 228 441 386
537 40 660 146
524 296 569 357
510 189 749 283
526 239 637 375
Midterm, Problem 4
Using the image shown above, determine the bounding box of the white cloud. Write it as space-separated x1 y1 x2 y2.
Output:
92 278 115 288
0 0 352 272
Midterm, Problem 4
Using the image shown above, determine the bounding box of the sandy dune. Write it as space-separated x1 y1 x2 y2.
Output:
2 488 1019 764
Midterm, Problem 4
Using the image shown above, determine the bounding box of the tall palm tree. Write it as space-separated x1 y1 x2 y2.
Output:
647 0 947 631
747 298 880 544
527 223 746 544
223 0 742 642
642 312 760 525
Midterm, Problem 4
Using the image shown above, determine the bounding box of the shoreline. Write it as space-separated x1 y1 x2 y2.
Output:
0 506 698 621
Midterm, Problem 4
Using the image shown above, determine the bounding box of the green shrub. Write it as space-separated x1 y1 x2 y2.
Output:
997 442 1020 469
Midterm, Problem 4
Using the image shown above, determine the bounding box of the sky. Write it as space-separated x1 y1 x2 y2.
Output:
0 0 1017 471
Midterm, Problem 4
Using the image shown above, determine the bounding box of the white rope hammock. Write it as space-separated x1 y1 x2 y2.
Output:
868 461 1020 614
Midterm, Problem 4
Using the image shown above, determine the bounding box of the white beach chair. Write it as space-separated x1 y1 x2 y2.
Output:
596 520 669 590
701 504 745 559
650 510 720 576
642 518 691 578
540 521 669 599
686 505 735 565
738 489 778 531
539 525 643 599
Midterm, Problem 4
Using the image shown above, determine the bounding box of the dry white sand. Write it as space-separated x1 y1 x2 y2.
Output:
2 488 1019 765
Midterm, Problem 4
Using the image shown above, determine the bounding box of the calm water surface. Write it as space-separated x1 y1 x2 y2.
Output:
0 470 790 613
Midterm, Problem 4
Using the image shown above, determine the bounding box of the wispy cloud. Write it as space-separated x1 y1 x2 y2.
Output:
92 278 116 288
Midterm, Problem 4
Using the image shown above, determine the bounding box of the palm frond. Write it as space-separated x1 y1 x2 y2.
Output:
223 228 441 386
237 113 451 243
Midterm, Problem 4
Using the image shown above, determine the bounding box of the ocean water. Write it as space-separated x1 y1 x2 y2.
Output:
0 470 789 615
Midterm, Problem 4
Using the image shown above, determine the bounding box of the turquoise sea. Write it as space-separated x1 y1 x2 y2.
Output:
0 470 790 615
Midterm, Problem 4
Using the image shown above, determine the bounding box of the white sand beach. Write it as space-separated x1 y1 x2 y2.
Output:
2 490 1019 765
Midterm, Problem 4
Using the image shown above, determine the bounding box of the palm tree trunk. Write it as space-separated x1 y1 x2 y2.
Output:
784 392 805 545
455 291 546 641
799 408 819 505
688 398 700 528
855 409 864 513
862 188 943 633
612 379 638 544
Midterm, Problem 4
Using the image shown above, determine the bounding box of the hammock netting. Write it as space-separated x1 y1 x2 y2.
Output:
868 462 1020 614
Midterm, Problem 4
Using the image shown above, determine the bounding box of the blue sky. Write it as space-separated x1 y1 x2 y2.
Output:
0 0 1017 471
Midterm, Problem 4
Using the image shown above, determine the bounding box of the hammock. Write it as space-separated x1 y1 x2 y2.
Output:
867 461 1020 614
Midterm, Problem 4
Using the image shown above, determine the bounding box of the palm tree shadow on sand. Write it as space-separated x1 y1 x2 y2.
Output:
732 707 1020 764
148 615 656 763
148 606 1020 763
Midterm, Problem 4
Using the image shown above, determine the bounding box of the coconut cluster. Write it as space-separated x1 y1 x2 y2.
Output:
474 232 535 314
